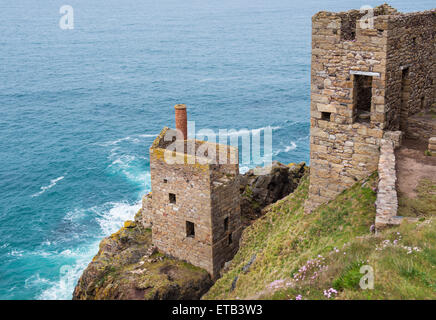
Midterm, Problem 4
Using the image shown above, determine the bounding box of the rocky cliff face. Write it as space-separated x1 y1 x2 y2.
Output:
240 162 306 225
73 161 306 300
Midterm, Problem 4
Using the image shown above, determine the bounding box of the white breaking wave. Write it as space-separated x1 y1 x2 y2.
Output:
239 166 251 174
32 176 65 198
108 152 151 185
223 125 281 138
0 243 9 249
284 141 297 152
273 141 297 156
109 154 136 168
95 201 142 236
36 145 149 299
35 243 100 300
99 136 138 146
8 249 24 257
98 133 157 147
137 134 158 138
37 198 143 300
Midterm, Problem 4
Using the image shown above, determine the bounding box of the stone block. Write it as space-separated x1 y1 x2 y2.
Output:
317 103 337 113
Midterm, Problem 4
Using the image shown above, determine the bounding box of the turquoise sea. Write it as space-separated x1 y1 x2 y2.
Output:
0 0 433 299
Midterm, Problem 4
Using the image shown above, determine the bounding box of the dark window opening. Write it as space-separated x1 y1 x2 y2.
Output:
228 233 233 245
353 75 373 123
186 221 195 238
224 217 229 232
163 179 168 183
321 112 331 121
169 193 176 204
340 16 357 40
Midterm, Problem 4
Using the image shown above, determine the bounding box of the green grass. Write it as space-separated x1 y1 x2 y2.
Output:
203 172 436 300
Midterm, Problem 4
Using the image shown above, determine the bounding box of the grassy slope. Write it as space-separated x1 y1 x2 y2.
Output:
204 172 436 300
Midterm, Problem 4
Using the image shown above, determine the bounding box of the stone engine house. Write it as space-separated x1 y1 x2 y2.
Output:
145 105 242 278
306 4 435 212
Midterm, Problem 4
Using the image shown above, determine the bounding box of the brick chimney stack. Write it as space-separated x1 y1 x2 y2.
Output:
174 104 188 140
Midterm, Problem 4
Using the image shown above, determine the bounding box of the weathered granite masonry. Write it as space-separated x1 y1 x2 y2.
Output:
306 4 436 212
375 133 401 229
407 115 436 141
146 126 242 279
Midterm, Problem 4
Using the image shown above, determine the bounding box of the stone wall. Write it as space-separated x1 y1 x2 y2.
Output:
306 5 390 211
374 131 422 230
150 153 215 274
147 128 241 278
384 10 436 132
306 5 436 212
306 122 383 212
210 177 242 277
407 114 436 141
375 133 400 229
141 193 152 228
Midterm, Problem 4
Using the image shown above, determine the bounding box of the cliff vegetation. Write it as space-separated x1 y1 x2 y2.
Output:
204 172 436 300
74 166 435 300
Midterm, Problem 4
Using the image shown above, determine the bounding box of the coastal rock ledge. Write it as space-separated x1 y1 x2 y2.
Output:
72 217 213 300
73 161 306 300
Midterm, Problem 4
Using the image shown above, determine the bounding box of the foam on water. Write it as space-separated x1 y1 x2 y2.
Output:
36 242 101 300
96 201 142 236
99 133 158 147
34 197 143 300
32 176 66 198
274 141 297 156
223 126 282 138
30 143 149 299
8 249 24 257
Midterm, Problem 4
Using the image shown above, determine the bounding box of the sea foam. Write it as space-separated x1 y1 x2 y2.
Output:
32 176 65 198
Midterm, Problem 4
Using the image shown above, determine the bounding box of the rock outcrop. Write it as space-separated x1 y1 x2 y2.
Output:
240 161 306 225
73 212 213 300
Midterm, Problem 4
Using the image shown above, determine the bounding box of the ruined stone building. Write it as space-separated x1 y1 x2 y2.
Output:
144 105 242 278
306 4 435 213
